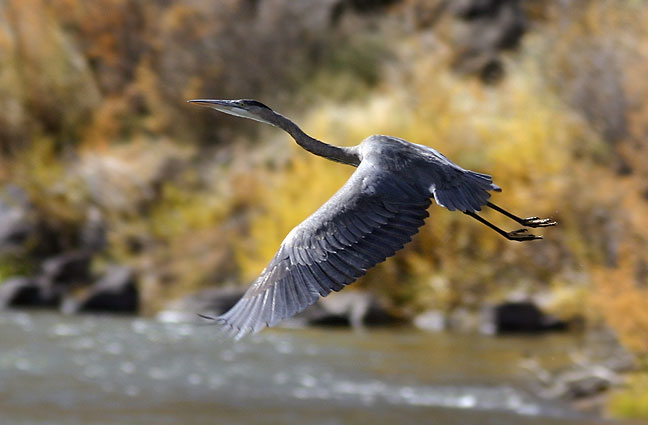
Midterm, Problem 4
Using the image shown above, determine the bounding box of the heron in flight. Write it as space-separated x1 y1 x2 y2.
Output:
189 99 556 338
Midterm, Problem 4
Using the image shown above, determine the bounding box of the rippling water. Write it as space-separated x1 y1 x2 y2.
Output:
0 312 633 425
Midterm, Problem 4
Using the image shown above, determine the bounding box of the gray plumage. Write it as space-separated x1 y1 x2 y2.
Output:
188 99 555 339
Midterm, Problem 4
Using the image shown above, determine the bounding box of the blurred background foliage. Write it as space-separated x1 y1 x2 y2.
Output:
1 0 648 417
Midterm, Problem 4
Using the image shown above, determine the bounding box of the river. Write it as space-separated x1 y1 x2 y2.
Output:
0 311 637 425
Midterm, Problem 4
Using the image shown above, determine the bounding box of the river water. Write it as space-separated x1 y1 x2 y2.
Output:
0 311 637 425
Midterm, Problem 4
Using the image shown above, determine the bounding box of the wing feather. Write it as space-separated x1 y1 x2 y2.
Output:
210 161 432 338
348 215 372 234
327 253 363 280
266 284 278 325
303 263 334 296
333 224 357 246
313 262 345 292
239 294 262 333
296 264 325 297
324 231 346 250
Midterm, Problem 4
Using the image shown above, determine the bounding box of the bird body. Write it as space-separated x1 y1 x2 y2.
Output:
188 99 555 338
358 135 501 211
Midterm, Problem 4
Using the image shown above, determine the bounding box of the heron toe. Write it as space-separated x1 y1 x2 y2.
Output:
507 228 543 241
521 217 557 228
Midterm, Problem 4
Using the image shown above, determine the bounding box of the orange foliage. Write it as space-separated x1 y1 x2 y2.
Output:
592 250 648 357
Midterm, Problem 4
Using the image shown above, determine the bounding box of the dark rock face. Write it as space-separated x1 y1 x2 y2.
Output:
330 0 403 25
0 185 138 315
65 266 138 314
0 277 40 308
0 185 73 261
41 252 93 288
0 277 59 308
334 0 401 14
484 301 568 334
449 0 527 83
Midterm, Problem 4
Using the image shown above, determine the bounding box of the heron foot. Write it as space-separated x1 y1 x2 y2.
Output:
520 217 557 228
507 228 543 242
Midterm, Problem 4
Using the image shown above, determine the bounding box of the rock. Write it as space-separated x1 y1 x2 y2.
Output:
0 276 59 308
520 331 630 413
0 185 73 260
558 369 615 400
41 251 92 287
413 309 447 332
0 277 40 308
449 0 527 83
157 286 246 323
522 356 622 404
481 301 568 334
63 266 138 314
331 0 402 23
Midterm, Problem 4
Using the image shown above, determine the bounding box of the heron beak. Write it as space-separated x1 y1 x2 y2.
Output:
187 99 270 125
188 99 249 118
187 99 237 110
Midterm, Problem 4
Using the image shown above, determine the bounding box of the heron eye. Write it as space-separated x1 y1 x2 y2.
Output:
242 100 269 109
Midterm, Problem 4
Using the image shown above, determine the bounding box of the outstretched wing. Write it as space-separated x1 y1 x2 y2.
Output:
209 160 432 338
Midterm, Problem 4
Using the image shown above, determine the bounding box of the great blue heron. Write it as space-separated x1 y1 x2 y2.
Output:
188 99 556 338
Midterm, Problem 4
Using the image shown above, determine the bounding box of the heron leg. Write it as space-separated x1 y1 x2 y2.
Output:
486 202 556 228
464 211 542 242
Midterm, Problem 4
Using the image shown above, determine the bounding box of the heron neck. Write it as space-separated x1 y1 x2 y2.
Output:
271 112 360 166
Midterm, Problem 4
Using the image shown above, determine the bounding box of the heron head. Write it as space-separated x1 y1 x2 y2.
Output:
187 99 275 125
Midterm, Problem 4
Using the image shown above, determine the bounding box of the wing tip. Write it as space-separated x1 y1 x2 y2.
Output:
197 313 252 340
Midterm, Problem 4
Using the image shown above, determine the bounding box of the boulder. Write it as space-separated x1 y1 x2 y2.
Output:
449 0 527 83
413 309 447 332
0 185 77 260
481 301 568 334
41 251 92 287
0 276 59 308
63 266 138 314
521 354 623 406
331 0 402 22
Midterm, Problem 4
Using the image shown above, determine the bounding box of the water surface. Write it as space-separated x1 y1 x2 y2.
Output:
0 312 636 425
